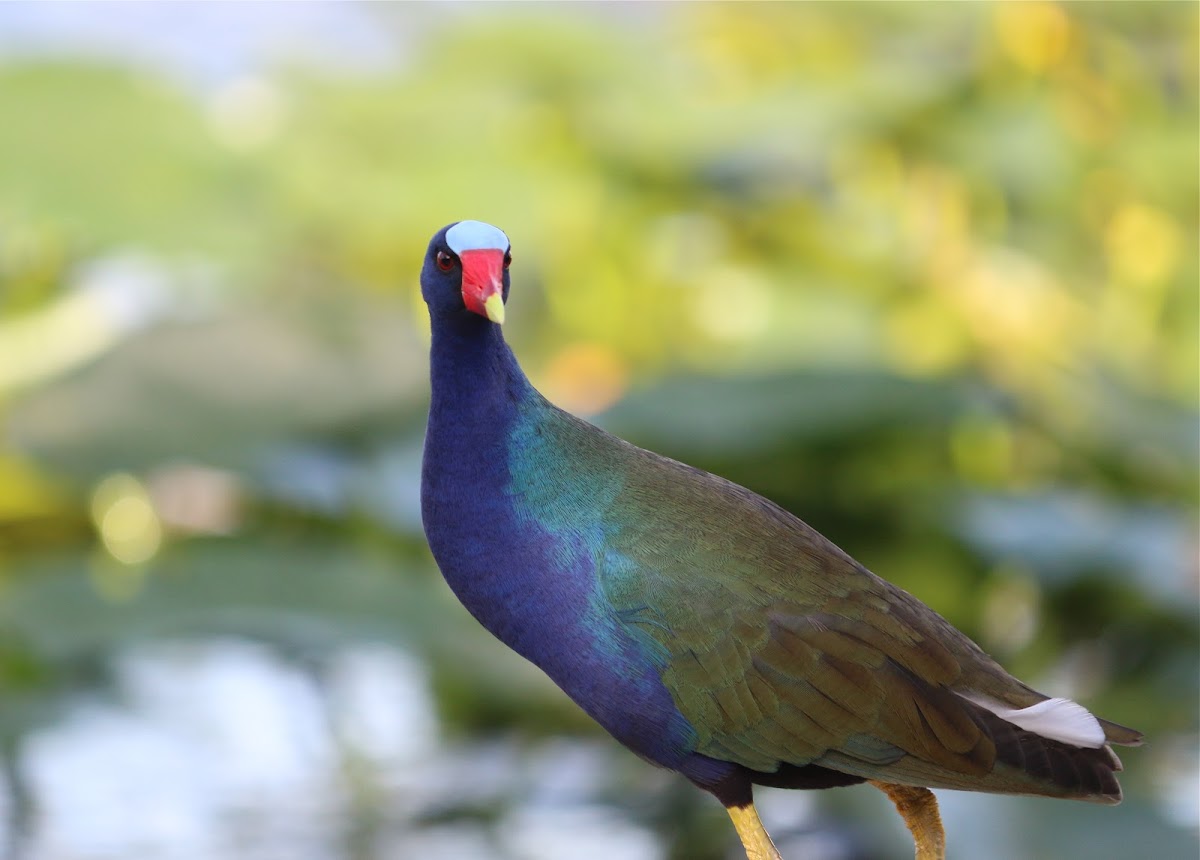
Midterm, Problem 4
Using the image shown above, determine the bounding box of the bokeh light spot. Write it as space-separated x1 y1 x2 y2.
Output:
693 267 770 343
1105 203 1182 286
538 343 629 417
981 567 1041 655
995 2 1072 74
91 473 163 566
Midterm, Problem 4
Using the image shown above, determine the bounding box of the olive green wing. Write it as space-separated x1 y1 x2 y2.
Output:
600 447 1129 797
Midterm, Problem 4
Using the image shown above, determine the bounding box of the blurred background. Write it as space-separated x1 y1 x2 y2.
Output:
0 3 1196 859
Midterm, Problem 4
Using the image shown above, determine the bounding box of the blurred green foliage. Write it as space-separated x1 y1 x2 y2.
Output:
0 3 1196 859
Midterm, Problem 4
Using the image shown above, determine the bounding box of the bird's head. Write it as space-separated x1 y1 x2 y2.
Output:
421 220 512 325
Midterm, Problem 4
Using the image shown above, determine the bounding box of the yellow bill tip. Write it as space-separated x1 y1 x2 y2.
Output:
484 292 505 324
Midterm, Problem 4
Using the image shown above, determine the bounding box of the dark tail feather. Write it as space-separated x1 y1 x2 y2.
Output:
1099 717 1144 749
973 706 1126 803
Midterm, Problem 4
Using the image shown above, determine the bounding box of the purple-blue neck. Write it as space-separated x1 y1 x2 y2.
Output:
421 311 547 635
420 308 734 792
426 312 531 426
421 311 528 605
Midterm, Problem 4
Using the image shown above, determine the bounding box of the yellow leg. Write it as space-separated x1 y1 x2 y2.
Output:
727 802 784 860
869 781 946 860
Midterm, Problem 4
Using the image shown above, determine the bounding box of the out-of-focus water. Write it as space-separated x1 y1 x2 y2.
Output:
8 638 669 860
6 634 1196 860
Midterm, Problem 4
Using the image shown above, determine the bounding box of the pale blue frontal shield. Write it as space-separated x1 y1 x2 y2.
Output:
446 220 510 254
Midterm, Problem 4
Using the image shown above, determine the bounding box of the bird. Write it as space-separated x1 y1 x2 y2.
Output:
418 219 1143 860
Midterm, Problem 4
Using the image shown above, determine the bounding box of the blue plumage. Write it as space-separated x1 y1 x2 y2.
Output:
420 288 733 788
418 221 1140 860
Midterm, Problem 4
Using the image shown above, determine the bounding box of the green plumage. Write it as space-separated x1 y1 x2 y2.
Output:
517 401 1139 800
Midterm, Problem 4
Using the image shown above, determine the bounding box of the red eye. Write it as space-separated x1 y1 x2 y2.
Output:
503 251 512 269
436 251 455 272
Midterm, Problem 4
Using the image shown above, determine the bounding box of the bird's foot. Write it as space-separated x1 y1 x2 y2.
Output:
869 781 946 860
726 802 784 860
